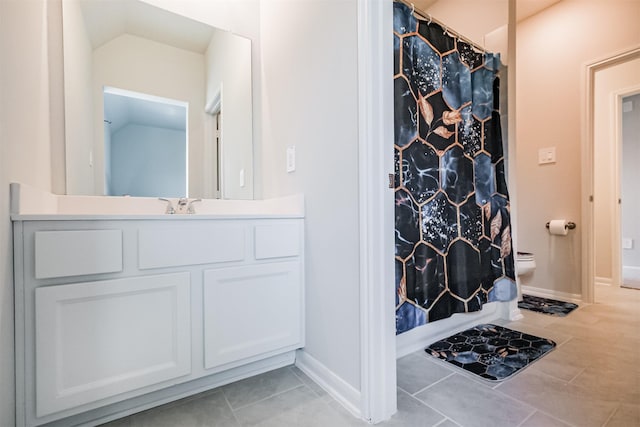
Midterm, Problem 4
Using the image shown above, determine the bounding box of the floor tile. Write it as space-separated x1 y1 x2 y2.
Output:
233 386 318 426
433 420 460 427
379 388 445 426
414 374 534 427
290 366 328 398
222 367 303 410
519 411 572 427
396 352 453 395
246 390 366 427
605 403 640 427
326 400 372 426
527 347 585 382
570 365 640 404
127 390 239 427
496 369 617 427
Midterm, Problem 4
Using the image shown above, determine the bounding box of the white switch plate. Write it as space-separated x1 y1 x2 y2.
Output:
239 168 245 187
286 146 296 173
538 147 556 165
623 101 633 113
622 238 633 249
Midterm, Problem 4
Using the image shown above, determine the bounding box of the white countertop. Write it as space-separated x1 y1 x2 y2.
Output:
10 183 304 221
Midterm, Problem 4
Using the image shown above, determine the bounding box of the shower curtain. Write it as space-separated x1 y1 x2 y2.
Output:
393 2 516 334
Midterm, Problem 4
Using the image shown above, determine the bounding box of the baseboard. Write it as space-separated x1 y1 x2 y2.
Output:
294 349 362 420
594 276 612 287
395 302 504 359
520 285 582 303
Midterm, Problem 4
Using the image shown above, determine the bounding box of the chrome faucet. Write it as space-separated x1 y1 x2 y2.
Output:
187 199 202 214
177 197 189 213
159 197 201 214
158 198 175 214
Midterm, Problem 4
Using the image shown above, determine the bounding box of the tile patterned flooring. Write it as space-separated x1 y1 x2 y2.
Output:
103 286 639 427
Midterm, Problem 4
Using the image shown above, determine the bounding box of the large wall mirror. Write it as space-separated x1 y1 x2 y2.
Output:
63 0 254 199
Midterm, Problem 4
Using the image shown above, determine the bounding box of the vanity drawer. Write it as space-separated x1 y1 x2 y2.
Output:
138 224 246 269
254 223 301 260
34 230 123 279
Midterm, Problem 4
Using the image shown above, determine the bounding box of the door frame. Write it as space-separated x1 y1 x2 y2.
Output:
582 46 640 303
357 0 396 423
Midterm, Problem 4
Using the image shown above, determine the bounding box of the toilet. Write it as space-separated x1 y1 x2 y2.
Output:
516 251 536 276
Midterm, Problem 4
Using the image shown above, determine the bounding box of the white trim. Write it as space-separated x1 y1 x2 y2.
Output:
582 46 640 304
205 85 222 115
103 86 186 108
357 0 396 423
520 285 582 304
594 276 613 287
294 350 361 419
622 266 640 287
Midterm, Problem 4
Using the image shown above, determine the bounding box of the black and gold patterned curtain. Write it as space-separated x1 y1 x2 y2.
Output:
394 2 516 334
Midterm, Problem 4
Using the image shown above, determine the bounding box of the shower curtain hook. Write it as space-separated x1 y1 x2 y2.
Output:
427 14 432 25
410 2 415 14
443 25 449 36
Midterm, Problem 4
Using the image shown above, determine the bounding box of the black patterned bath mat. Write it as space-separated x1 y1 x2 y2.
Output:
425 324 556 381
518 294 578 317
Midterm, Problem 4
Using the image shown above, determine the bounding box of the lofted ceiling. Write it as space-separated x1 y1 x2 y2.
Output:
79 0 215 53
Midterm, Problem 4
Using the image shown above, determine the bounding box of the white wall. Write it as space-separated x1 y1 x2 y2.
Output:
259 0 361 391
205 31 253 200
0 1 55 424
593 57 640 282
62 0 95 195
424 0 508 48
92 34 205 197
516 0 640 296
622 93 640 270
109 124 187 197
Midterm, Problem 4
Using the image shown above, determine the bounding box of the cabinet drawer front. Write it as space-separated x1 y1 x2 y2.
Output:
138 225 245 269
35 230 123 279
254 223 301 259
35 273 191 417
203 262 303 369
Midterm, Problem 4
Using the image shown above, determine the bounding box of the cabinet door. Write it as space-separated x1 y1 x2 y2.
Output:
35 273 191 417
203 262 303 370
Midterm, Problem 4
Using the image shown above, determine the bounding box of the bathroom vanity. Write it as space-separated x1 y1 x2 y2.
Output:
11 184 305 427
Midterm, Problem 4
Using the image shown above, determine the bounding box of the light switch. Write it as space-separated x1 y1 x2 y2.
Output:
622 238 633 250
286 146 296 173
239 168 245 187
538 147 556 165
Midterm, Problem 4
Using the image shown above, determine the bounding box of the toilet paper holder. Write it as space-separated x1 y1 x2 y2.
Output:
545 221 576 230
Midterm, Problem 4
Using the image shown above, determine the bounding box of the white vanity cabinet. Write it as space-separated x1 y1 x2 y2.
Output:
13 216 304 427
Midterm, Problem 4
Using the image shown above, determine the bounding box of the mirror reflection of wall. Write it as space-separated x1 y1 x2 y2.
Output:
62 0 253 199
104 88 188 197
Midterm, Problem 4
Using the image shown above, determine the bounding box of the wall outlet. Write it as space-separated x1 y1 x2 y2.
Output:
622 238 633 250
538 147 556 165
286 146 296 173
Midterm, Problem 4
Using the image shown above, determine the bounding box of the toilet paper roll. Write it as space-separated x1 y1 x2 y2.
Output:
548 219 569 236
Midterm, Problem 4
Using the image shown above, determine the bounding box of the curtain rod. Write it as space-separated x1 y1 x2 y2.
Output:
394 0 488 54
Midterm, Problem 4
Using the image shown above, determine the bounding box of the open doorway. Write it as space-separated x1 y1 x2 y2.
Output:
586 49 640 302
103 86 188 197
620 92 640 289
